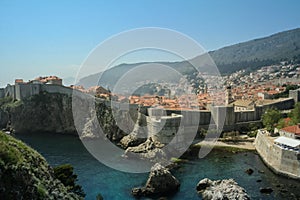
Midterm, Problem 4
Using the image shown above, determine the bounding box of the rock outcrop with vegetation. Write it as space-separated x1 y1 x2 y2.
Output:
0 93 135 142
0 131 83 199
196 178 250 200
0 93 75 134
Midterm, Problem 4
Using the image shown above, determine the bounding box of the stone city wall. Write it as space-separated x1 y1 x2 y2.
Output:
255 132 300 180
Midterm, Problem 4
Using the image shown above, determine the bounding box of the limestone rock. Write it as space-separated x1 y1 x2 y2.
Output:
120 112 148 148
80 114 99 139
132 163 180 197
124 138 167 163
196 178 250 200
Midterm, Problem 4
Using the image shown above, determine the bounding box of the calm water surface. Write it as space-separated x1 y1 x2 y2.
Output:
15 132 300 200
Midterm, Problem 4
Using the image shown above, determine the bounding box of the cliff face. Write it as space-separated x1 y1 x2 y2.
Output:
3 93 76 134
0 131 82 199
0 93 135 141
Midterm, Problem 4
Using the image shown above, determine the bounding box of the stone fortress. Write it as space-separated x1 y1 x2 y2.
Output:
0 76 73 101
144 86 297 144
0 76 300 140
1 76 299 180
0 76 299 144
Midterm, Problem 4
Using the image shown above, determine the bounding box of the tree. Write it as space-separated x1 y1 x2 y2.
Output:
289 103 300 124
262 108 281 132
53 164 85 197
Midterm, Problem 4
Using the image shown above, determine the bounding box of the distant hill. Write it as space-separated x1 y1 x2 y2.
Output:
208 28 300 74
78 28 300 88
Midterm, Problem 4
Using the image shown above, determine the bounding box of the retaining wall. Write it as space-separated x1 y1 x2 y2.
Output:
255 132 300 180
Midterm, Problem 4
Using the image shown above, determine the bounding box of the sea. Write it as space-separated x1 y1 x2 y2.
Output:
15 132 300 200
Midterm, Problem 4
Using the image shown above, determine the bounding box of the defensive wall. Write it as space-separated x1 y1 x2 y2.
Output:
1 82 298 144
146 97 295 144
0 88 4 99
1 83 74 100
255 131 300 180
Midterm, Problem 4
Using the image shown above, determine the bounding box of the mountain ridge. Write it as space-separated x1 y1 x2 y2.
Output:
78 28 300 88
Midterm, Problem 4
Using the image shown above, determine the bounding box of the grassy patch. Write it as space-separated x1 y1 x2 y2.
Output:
170 157 188 163
0 132 23 165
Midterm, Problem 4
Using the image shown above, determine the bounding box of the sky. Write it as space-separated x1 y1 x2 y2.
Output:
0 0 300 86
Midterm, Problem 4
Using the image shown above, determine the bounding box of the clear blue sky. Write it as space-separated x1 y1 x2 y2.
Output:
0 0 300 86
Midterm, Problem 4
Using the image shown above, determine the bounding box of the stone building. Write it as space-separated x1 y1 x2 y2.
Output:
289 89 300 103
279 124 300 139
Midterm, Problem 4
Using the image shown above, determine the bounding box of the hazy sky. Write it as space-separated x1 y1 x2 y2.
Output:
1 0 300 86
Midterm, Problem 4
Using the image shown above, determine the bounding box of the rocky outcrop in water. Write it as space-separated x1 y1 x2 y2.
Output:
119 112 147 148
196 178 250 200
132 163 180 197
0 131 82 200
124 138 167 163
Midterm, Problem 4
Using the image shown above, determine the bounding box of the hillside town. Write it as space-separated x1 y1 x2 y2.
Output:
1 63 300 181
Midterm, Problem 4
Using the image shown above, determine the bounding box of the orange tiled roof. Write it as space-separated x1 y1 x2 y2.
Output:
281 124 300 135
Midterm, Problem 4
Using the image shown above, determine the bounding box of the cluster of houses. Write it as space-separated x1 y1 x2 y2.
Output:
274 124 300 153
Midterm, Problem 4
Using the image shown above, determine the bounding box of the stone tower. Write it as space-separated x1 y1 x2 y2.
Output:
225 86 234 105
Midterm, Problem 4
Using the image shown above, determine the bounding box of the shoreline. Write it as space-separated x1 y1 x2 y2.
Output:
193 139 256 152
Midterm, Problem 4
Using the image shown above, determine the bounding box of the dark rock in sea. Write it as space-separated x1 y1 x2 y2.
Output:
96 193 104 200
196 178 250 200
280 188 288 193
260 187 273 194
196 178 213 191
245 168 254 175
131 163 180 197
256 179 262 183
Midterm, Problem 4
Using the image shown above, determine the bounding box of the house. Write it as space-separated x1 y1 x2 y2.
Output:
229 100 255 111
279 124 300 139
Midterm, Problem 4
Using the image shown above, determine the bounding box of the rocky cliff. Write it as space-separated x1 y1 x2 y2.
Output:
0 93 75 134
0 93 134 142
0 131 82 199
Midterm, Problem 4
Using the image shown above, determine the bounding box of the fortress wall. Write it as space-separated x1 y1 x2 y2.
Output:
255 132 300 179
15 84 42 100
262 98 294 110
0 88 4 98
148 115 182 144
280 148 300 177
211 106 235 129
235 110 258 122
4 85 16 100
289 89 300 103
41 84 73 96
149 108 211 126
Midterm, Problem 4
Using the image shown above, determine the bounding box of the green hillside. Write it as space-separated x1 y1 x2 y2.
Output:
78 28 300 88
209 28 300 73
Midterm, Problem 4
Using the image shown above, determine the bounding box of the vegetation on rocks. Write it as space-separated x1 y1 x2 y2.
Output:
0 131 83 200
53 164 85 197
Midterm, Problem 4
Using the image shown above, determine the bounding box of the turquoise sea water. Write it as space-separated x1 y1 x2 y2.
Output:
15 132 300 200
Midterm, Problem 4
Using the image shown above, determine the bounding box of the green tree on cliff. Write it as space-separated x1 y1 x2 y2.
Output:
262 108 281 132
289 102 300 124
53 164 85 197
